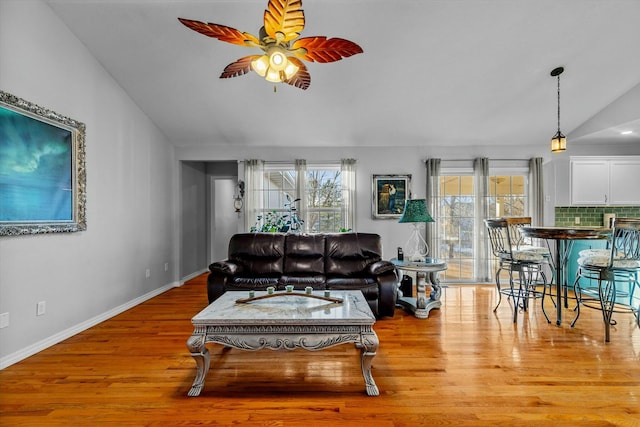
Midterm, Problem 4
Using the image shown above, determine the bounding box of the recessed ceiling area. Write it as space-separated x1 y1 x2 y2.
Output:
44 0 640 148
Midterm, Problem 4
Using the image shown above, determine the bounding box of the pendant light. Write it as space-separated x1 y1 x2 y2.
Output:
550 66 566 153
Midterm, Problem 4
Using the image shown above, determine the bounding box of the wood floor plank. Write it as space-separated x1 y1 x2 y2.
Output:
1 274 639 426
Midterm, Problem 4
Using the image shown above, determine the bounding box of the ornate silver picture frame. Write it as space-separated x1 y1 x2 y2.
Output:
0 90 86 236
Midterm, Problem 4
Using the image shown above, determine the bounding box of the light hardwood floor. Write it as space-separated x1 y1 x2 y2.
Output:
1 274 639 426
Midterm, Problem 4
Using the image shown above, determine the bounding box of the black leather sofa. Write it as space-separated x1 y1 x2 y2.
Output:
207 232 398 318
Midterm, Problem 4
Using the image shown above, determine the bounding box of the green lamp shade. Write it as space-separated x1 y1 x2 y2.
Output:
398 199 434 223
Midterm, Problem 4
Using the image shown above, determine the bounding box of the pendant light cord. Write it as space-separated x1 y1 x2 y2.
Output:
557 74 561 133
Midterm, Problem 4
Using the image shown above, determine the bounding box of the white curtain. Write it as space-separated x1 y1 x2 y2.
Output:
294 159 307 232
474 157 491 281
529 157 544 226
244 159 264 231
425 158 441 259
341 158 357 231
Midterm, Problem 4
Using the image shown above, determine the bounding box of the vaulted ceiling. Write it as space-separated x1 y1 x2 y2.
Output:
44 0 640 149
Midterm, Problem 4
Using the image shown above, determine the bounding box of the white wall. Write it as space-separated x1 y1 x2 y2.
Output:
0 1 176 367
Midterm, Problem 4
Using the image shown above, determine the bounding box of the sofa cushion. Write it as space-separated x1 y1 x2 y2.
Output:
228 233 285 277
326 277 377 288
228 277 280 290
284 233 325 275
326 278 379 300
325 233 382 277
279 275 327 289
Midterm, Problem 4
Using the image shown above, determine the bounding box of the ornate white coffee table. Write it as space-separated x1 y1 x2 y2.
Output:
187 290 380 396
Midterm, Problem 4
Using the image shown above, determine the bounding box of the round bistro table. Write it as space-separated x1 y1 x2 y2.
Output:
518 226 610 326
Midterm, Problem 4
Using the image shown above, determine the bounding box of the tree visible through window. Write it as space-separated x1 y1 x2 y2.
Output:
437 175 474 281
306 167 343 232
254 162 347 233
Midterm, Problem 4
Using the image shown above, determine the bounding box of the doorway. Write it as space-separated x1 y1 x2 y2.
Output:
180 160 239 282
209 177 237 264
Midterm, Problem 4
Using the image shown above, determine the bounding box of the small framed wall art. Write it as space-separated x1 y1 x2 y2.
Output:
372 174 411 219
0 90 86 236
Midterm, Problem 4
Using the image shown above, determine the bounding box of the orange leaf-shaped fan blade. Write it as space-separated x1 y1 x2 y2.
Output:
263 0 305 42
284 57 310 90
220 56 261 79
178 18 260 47
292 37 363 63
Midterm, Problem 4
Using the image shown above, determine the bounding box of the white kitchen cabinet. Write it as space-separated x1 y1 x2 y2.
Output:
609 159 640 204
570 157 640 205
570 160 609 205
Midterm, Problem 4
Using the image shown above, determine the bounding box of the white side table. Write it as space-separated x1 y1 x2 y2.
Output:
391 258 447 319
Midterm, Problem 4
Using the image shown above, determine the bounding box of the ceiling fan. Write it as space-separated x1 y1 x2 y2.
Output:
178 0 363 90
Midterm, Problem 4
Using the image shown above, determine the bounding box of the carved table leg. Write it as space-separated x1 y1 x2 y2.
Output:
429 271 442 300
415 271 428 311
359 327 379 396
412 271 442 319
187 331 210 397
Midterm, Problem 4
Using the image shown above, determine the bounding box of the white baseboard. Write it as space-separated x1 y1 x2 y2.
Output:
180 268 208 284
0 281 179 370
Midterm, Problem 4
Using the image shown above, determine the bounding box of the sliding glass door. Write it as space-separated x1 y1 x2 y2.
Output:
436 170 527 282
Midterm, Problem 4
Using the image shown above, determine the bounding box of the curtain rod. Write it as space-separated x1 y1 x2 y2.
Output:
240 160 351 164
427 158 530 162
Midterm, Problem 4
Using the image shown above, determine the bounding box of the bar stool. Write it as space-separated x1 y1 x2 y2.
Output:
571 218 640 342
505 217 555 284
485 218 550 323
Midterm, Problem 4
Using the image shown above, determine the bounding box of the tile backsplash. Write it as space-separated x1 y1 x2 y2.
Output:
555 206 640 227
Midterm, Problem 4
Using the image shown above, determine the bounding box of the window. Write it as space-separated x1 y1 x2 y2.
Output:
305 165 344 233
489 174 526 217
246 160 355 233
437 175 475 281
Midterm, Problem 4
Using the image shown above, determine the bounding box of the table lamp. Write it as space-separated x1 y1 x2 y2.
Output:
398 199 434 262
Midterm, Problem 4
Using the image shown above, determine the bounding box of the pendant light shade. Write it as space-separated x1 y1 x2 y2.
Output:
550 66 566 153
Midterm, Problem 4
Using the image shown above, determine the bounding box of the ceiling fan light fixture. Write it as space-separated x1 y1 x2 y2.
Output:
265 67 283 83
283 61 299 79
251 55 269 77
252 46 299 83
268 48 286 70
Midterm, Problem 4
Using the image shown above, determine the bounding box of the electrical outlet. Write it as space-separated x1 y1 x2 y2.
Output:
145 268 151 278
575 216 581 224
164 262 169 272
0 312 9 328
36 301 46 316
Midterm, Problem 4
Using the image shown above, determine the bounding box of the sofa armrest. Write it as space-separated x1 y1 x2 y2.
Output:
376 269 399 318
209 260 238 276
207 260 238 303
367 260 396 276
